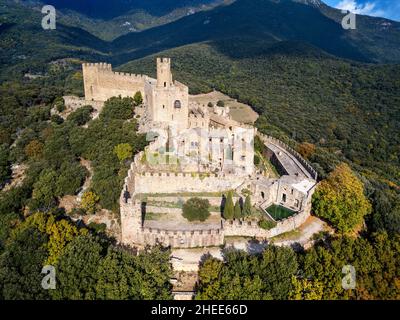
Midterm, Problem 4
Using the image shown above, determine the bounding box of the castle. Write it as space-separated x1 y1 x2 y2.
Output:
81 58 318 248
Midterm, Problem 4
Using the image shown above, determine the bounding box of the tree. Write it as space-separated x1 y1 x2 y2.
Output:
133 91 143 106
182 197 210 222
32 169 58 208
100 96 134 120
216 100 225 107
234 200 242 219
289 276 324 300
113 143 133 162
53 97 65 113
312 163 371 233
258 245 298 299
243 195 252 216
52 234 103 300
50 114 64 124
81 191 100 214
25 139 44 159
21 212 87 265
223 191 234 220
0 227 50 300
0 145 10 184
67 105 93 125
296 142 316 159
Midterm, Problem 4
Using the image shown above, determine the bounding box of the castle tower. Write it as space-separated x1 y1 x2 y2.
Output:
156 58 173 88
145 57 189 132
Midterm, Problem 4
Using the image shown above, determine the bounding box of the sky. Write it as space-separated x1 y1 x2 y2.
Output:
323 0 400 21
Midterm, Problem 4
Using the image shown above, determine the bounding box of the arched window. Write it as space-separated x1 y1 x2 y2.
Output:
174 100 181 108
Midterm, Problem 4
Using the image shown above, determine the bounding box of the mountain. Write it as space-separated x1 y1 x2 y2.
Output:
0 1 110 80
18 0 229 40
27 0 227 19
110 0 400 64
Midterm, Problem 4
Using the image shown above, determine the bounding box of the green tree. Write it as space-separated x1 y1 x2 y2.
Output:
100 96 134 120
32 169 58 208
81 191 100 214
217 100 225 107
96 246 172 300
234 200 242 219
0 227 50 300
53 97 65 113
50 114 64 124
67 105 93 126
223 191 234 220
312 163 371 233
52 234 103 300
133 91 143 106
113 143 133 162
0 145 10 184
182 197 210 222
243 195 252 216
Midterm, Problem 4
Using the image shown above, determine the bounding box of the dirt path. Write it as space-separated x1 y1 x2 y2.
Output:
1 163 27 192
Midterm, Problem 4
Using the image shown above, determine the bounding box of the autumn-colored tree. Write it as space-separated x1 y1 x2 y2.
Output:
113 143 133 162
289 276 324 300
25 139 44 159
312 163 371 233
81 191 100 214
223 191 234 220
21 212 87 265
296 142 316 159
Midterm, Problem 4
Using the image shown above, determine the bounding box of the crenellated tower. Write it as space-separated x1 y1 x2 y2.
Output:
156 58 173 88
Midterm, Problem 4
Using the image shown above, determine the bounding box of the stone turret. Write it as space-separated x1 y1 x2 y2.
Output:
157 58 173 88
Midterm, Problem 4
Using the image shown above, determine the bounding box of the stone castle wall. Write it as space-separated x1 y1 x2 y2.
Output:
82 63 146 102
259 133 318 180
134 171 244 194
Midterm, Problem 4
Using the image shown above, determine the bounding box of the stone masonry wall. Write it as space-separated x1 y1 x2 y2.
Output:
82 63 146 102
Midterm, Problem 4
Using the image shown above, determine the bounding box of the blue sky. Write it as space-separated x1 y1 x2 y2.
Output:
323 0 400 21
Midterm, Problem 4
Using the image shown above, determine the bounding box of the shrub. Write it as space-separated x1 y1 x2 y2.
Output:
67 105 93 126
182 197 210 222
216 100 225 107
54 97 65 113
113 143 133 162
50 114 64 124
81 191 100 214
258 218 277 230
133 91 143 106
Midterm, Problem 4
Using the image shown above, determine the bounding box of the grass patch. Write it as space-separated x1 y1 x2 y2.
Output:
144 212 167 221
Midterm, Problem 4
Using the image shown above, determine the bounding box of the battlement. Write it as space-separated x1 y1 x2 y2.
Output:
82 62 146 102
82 62 112 70
157 57 171 64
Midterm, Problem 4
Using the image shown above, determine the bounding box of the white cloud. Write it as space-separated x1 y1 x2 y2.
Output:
336 0 386 17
